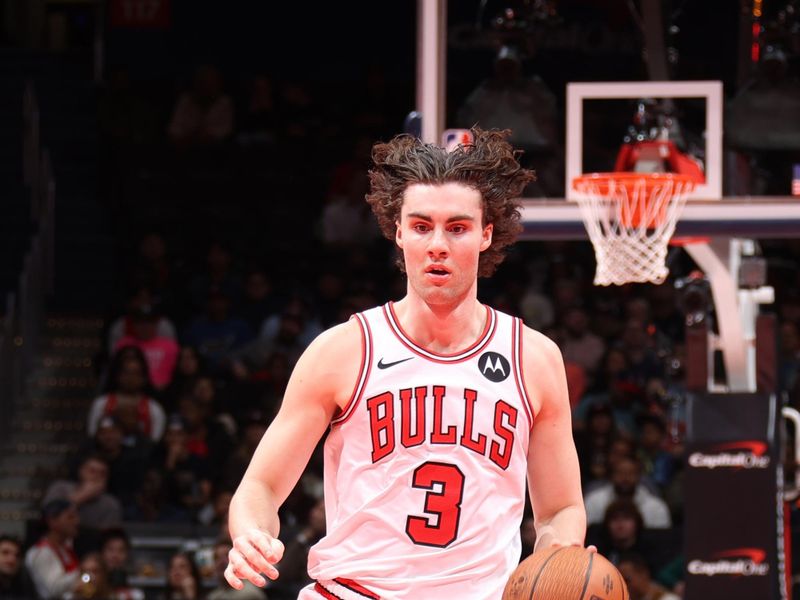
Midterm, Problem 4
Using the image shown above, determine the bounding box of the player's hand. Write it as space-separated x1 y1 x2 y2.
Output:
225 528 284 589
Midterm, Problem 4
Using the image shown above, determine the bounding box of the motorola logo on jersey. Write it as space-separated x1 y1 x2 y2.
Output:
478 352 510 382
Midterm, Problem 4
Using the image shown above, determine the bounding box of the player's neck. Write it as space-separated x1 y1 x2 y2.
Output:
393 291 486 355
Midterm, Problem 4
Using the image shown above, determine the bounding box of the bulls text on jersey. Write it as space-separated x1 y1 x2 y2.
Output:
366 385 518 470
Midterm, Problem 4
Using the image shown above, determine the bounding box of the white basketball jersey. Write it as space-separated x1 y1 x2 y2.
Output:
307 302 535 599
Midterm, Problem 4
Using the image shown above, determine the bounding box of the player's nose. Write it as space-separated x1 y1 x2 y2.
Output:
427 227 449 256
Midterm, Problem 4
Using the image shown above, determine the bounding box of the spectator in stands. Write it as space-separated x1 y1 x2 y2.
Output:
128 233 176 306
197 486 234 528
115 304 180 390
584 457 672 529
99 528 145 600
617 552 680 600
0 534 34 598
188 241 241 311
236 74 278 149
276 497 326 595
177 389 236 483
587 499 672 574
87 347 166 442
108 286 177 353
186 375 237 438
125 467 186 523
219 410 268 492
77 415 152 508
163 551 204 600
574 403 617 488
519 282 555 332
232 350 291 419
64 552 112 599
207 538 266 600
320 135 381 247
168 64 234 148
277 80 318 146
161 346 206 411
456 45 561 195
235 268 282 334
726 44 800 196
557 306 606 381
43 454 123 530
647 283 684 344
228 297 320 378
574 347 642 436
619 318 664 389
184 287 253 373
154 413 212 520
25 500 80 599
636 415 677 492
607 436 638 472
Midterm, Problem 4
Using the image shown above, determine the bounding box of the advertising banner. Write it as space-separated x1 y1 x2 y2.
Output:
684 392 786 600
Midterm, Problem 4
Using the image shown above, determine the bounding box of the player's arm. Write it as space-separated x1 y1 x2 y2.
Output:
225 318 363 589
522 327 587 551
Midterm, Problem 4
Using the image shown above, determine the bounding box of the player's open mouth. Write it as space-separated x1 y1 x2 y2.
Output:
425 265 451 282
425 265 451 275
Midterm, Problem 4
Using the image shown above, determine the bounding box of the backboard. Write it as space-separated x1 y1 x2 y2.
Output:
565 81 723 201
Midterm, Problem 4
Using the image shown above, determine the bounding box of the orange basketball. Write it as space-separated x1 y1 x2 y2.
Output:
502 547 629 600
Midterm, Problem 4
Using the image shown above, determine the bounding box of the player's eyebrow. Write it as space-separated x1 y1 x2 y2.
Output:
406 212 475 223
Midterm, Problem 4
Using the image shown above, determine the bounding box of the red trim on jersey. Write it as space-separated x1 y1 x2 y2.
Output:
334 578 381 599
512 318 535 430
382 302 497 363
315 582 343 600
332 313 373 425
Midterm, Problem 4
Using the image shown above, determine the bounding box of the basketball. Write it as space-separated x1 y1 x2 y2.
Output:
502 547 629 600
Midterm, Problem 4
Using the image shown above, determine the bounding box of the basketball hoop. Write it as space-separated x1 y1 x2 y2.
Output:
572 172 696 286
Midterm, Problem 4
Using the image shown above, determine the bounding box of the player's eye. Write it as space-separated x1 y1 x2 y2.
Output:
413 223 430 233
449 224 467 234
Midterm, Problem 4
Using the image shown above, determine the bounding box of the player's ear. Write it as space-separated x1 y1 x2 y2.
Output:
395 221 403 249
480 223 493 252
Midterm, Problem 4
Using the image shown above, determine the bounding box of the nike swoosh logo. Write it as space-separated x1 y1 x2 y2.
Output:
377 357 414 369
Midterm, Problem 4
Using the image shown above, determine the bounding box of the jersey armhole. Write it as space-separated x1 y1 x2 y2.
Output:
331 313 372 425
512 317 535 432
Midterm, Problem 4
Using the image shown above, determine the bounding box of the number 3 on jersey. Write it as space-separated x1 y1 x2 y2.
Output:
406 462 465 547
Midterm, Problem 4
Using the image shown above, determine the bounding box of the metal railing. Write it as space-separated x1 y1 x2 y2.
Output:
0 81 56 436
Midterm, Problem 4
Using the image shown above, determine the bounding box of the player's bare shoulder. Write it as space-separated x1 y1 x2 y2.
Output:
292 317 365 412
518 322 569 418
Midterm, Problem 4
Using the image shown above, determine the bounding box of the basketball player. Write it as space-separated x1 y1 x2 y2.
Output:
225 129 587 598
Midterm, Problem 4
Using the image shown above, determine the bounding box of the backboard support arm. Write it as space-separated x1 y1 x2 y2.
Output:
683 238 774 392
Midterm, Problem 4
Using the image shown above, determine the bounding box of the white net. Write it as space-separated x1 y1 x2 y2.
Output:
572 173 695 286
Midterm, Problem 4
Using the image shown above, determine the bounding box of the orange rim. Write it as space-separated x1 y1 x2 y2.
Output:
572 172 696 194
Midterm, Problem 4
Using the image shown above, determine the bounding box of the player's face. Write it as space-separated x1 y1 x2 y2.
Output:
396 183 492 306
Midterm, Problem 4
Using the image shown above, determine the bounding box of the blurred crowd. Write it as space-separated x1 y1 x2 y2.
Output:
2 49 800 600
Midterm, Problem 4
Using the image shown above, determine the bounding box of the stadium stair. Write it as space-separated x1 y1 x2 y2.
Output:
0 316 101 537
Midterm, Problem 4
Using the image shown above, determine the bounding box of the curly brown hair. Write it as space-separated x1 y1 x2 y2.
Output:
366 128 535 277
